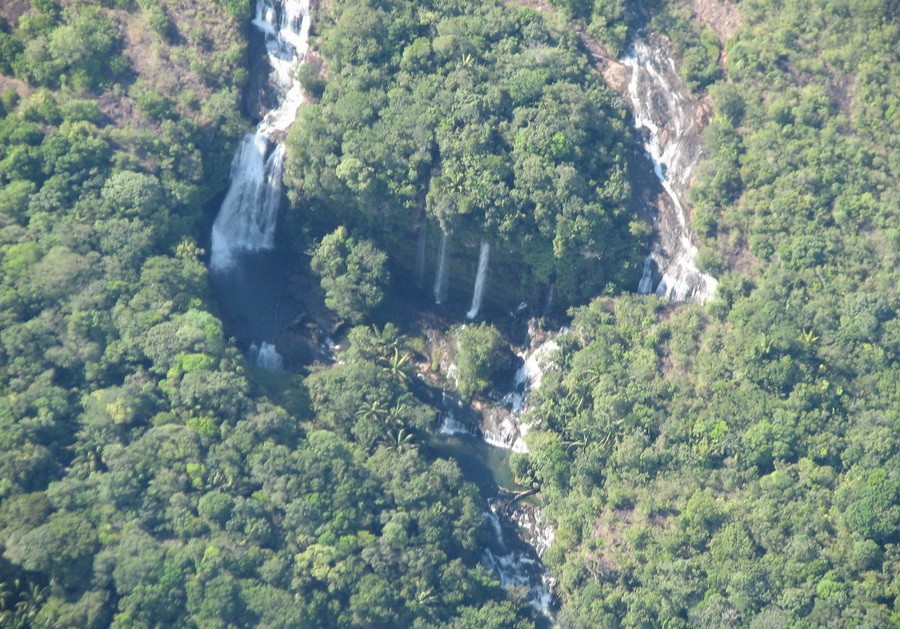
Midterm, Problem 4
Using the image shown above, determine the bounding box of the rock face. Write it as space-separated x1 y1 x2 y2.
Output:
623 34 718 302
392 225 549 318
477 320 560 452
503 500 556 558
430 319 560 452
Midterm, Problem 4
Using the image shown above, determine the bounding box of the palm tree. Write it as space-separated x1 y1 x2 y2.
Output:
385 348 412 384
386 403 409 427
393 428 415 453
357 398 389 423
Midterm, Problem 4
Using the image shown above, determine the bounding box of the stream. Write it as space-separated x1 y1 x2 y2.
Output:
208 0 558 623
209 1 715 623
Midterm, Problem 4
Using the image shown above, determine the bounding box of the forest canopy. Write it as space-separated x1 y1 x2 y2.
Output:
285 0 646 301
0 0 896 626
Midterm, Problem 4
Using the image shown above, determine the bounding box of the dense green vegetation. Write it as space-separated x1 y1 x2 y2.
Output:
0 0 896 625
451 323 508 401
285 0 647 302
310 226 390 324
0 1 538 626
517 0 899 626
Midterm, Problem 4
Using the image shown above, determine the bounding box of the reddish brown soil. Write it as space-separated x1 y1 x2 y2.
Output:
675 0 742 43
0 0 29 28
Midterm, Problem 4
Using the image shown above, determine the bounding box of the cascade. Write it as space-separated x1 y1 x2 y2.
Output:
482 506 555 617
622 36 717 302
415 222 428 286
433 232 450 304
466 241 490 320
434 320 560 618
210 0 312 272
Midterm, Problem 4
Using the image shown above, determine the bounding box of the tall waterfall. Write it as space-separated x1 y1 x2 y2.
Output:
433 232 450 304
466 241 490 320
622 36 717 302
210 0 312 272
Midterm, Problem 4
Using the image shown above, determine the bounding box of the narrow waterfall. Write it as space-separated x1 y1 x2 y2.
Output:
622 36 718 302
638 256 655 294
210 0 311 272
415 222 428 286
466 241 490 320
433 232 450 304
543 284 555 315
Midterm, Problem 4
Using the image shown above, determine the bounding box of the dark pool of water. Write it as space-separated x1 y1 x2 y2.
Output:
424 433 527 498
210 248 302 352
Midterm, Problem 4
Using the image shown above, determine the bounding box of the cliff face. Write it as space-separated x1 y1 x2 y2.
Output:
384 222 552 317
624 34 718 302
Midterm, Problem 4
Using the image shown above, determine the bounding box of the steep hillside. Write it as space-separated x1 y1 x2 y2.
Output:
520 0 899 626
0 1 545 626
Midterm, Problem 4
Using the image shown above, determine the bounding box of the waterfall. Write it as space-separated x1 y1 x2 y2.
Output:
210 0 312 272
466 241 490 320
622 36 717 302
248 341 285 370
543 285 555 315
638 256 654 294
482 506 556 618
415 222 427 286
433 232 450 304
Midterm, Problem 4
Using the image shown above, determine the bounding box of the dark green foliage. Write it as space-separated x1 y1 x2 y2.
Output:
297 62 326 99
522 0 899 624
0 0 895 625
285 0 644 304
0 0 531 613
451 323 507 400
310 226 390 323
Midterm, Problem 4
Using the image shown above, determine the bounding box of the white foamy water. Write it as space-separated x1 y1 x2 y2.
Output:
466 241 490 320
433 232 450 304
623 37 718 302
482 507 556 619
249 341 284 370
211 0 312 272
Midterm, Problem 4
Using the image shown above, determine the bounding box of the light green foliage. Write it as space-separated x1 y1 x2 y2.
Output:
652 6 721 92
15 6 125 91
0 0 894 625
450 323 506 400
310 226 390 323
588 0 630 56
522 0 899 623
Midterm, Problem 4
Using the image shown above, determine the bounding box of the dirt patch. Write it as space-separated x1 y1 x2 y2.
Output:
675 0 741 43
121 0 244 124
0 0 29 28
825 71 858 117
0 75 30 102
503 0 554 13
97 91 142 129
572 23 631 93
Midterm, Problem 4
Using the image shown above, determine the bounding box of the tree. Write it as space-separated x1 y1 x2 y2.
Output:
4 512 99 591
450 323 507 400
310 226 389 323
